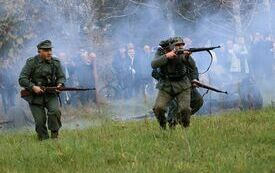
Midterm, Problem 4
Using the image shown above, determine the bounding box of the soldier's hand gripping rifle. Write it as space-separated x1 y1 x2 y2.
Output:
192 80 228 94
20 86 96 97
175 46 221 74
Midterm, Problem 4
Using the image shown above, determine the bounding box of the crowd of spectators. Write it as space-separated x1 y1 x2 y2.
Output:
0 32 275 114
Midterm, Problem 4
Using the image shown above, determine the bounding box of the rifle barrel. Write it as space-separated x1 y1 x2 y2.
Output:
187 45 221 53
44 87 96 91
60 88 96 91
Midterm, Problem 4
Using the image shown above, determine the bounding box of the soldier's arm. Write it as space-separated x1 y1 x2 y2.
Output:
151 49 168 69
55 60 66 85
18 59 35 91
189 56 199 80
183 56 199 80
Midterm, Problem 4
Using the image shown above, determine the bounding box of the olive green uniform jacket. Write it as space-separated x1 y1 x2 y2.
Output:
151 48 199 95
19 55 66 105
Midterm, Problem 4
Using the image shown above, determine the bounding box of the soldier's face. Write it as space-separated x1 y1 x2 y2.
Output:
175 44 184 50
39 49 52 60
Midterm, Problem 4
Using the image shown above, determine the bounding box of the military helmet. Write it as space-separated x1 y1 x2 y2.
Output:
159 37 184 48
37 40 53 49
171 37 185 45
159 39 171 48
159 37 185 51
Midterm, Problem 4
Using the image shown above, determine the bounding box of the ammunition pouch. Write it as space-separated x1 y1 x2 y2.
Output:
152 69 186 81
20 89 33 103
164 75 185 81
151 69 161 80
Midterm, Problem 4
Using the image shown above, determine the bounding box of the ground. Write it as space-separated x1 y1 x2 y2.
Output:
0 108 274 173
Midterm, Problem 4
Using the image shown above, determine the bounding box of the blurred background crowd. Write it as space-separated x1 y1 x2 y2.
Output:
1 31 275 115
1 0 275 117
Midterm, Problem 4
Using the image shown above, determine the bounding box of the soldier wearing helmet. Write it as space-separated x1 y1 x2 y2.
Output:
151 37 200 129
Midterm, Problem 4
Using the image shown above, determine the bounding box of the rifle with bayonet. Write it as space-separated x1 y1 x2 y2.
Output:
20 86 96 97
192 80 228 94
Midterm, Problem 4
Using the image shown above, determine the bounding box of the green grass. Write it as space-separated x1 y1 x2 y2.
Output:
0 108 274 173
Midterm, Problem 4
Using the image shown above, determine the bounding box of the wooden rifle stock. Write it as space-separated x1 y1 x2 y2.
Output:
192 80 228 94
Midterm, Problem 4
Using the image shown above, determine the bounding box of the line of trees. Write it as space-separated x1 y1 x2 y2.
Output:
0 0 273 61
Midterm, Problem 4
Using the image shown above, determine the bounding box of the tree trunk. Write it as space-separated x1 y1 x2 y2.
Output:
263 0 272 35
166 0 176 36
232 0 242 36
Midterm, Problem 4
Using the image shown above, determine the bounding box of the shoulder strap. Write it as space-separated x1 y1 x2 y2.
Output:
51 60 56 86
30 55 40 77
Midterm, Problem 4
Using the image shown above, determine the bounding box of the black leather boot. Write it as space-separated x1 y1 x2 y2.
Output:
154 109 167 129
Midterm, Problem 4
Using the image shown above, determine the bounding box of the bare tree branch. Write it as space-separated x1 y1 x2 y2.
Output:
175 10 196 23
128 0 160 9
101 6 139 21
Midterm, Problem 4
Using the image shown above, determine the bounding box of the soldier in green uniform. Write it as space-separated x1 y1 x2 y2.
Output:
167 53 203 128
152 37 198 129
152 38 203 128
19 40 66 140
167 88 203 128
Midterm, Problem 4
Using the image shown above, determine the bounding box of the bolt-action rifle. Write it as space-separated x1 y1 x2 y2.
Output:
175 46 221 55
192 80 228 94
20 86 96 97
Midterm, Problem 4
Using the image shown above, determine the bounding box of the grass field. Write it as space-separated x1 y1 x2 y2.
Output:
0 108 274 173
